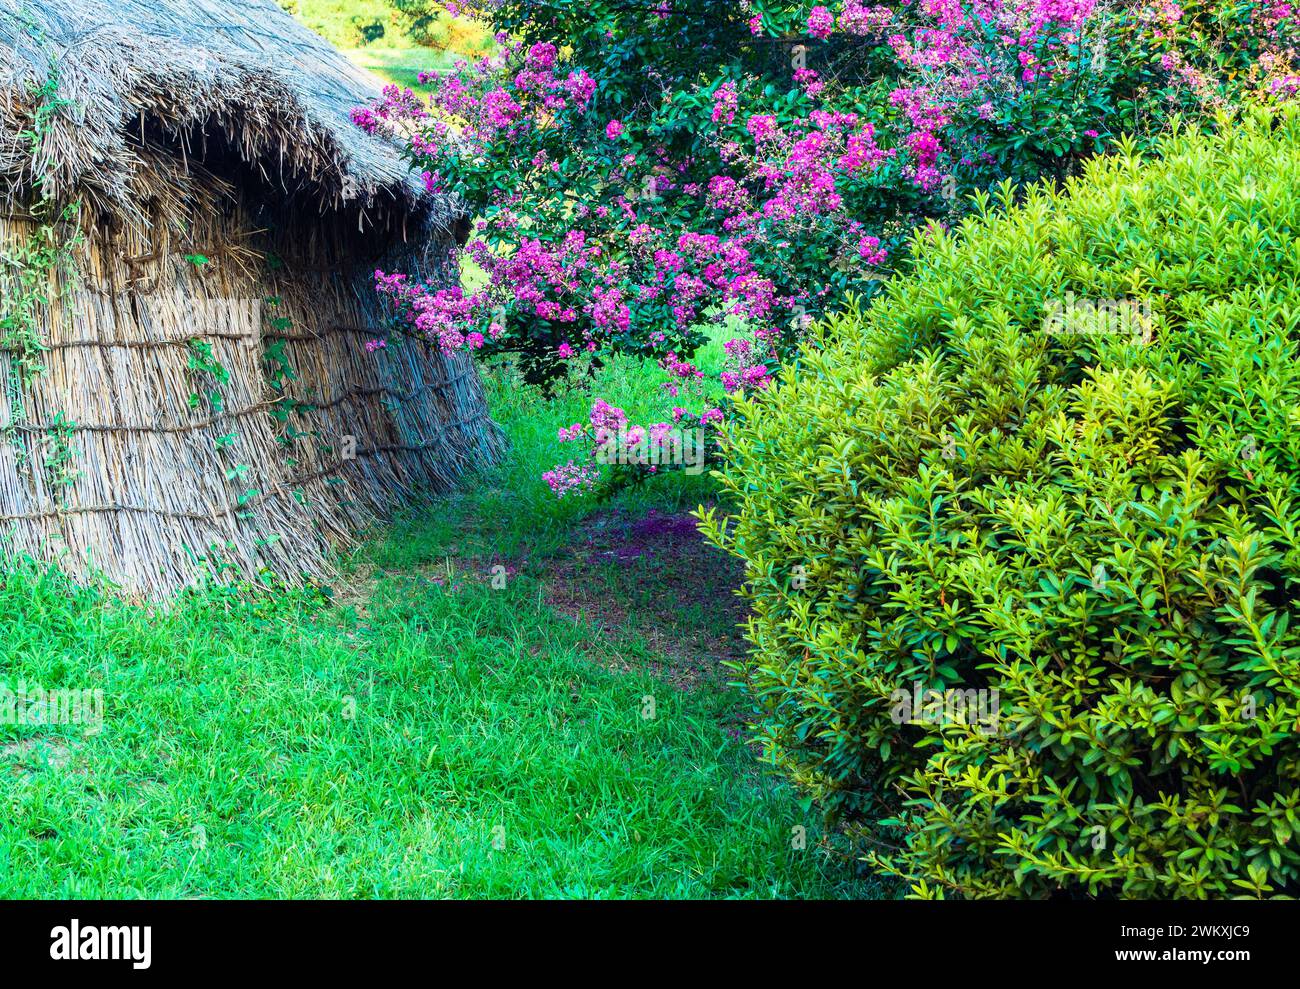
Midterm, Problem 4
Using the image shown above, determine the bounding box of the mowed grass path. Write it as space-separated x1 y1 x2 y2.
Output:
0 346 877 898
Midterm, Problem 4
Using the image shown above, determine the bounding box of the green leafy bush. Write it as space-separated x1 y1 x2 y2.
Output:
701 109 1300 898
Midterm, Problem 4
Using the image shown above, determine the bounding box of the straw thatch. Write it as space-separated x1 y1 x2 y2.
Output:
0 0 504 597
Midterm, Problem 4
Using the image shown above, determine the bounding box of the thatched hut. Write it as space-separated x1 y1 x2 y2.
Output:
0 0 502 596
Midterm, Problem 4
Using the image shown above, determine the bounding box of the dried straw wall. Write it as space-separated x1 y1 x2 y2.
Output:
0 180 503 597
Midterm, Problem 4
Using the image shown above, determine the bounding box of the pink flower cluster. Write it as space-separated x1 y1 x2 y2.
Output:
541 392 729 497
808 6 836 40
370 37 600 154
720 335 773 393
350 84 429 135
660 351 704 398
542 460 600 498
374 271 493 353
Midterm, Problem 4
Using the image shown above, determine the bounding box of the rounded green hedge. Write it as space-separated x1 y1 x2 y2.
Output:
701 110 1300 898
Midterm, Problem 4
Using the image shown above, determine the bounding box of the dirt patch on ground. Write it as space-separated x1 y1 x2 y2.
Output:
333 503 753 694
542 508 750 690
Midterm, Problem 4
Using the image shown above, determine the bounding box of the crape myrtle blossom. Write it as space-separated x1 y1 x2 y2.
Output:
807 5 835 38
542 460 600 498
545 398 727 494
720 333 776 393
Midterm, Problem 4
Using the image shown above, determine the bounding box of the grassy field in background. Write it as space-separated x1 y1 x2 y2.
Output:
295 0 485 88
0 340 880 898
343 46 453 90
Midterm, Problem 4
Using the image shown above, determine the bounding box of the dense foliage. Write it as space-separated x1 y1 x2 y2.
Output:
701 110 1300 898
359 0 1300 371
352 0 1300 494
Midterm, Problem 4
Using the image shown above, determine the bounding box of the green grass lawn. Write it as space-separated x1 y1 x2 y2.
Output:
0 345 879 899
343 46 452 90
4 7 872 899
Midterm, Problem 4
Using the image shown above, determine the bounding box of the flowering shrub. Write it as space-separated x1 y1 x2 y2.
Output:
702 109 1300 898
360 1 1299 347
354 0 1300 493
545 397 726 496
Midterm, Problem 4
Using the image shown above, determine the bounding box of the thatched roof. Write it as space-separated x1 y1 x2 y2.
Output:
0 0 445 232
0 0 502 598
